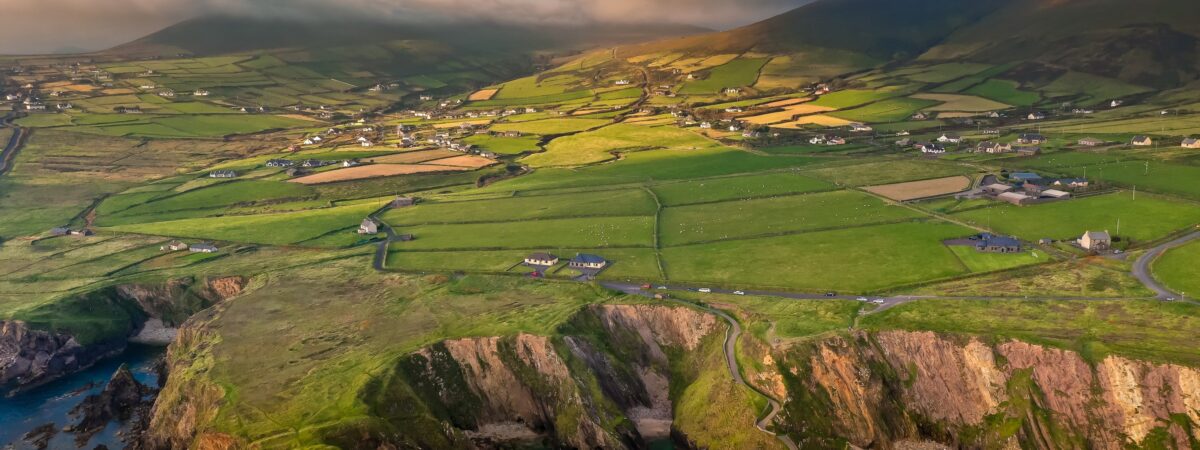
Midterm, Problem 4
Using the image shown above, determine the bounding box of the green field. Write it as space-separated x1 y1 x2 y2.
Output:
382 189 656 225
1040 72 1151 104
1154 239 1200 296
964 79 1040 106
98 180 315 224
661 221 974 292
462 134 541 154
953 192 1200 244
490 118 609 135
103 201 385 246
659 190 921 246
651 172 834 206
829 97 940 123
810 85 917 109
393 216 654 250
947 245 1045 273
387 247 659 280
524 123 723 167
678 58 770 95
1006 155 1200 200
802 160 976 186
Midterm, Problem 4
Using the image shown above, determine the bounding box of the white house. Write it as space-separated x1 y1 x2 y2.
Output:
1079 230 1112 251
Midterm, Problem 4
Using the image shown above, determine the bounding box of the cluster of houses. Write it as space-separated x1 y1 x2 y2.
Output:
160 241 219 253
809 135 847 146
981 172 1086 205
521 252 609 277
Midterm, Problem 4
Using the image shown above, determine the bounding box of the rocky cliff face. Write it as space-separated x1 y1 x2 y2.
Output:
0 276 245 393
770 330 1200 449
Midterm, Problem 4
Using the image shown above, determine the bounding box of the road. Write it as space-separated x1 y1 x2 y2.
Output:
370 214 398 271
0 112 28 177
603 282 798 449
1132 231 1200 300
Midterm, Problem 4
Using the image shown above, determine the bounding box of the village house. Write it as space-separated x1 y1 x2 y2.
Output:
208 170 237 179
976 141 1012 154
193 89 210 96
1017 133 1046 145
158 89 175 98
1079 230 1112 251
826 136 846 145
1183 138 1200 149
699 122 712 129
502 130 522 137
915 142 945 154
983 183 1014 195
342 159 360 167
1077 137 1105 147
1110 100 1123 108
982 129 1001 135
161 241 188 251
997 191 1035 206
524 252 559 266
358 218 380 235
614 79 631 86
725 107 743 113
265 159 295 168
728 124 742 132
849 123 873 132
911 111 928 120
723 87 741 96
936 133 962 143
569 253 608 270
1027 111 1046 120
1131 136 1153 146
742 130 762 139
390 197 416 208
972 233 1021 253
189 243 219 253
1051 178 1089 189
809 135 826 145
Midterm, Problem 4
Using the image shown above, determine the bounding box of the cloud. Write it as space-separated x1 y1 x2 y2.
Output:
0 0 808 54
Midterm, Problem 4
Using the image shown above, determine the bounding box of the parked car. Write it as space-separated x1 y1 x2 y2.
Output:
656 286 668 290
698 288 712 293
856 297 869 302
872 299 885 304
825 292 837 297
640 284 653 290
733 290 745 295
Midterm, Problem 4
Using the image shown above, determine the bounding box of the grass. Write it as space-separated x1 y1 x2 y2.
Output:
392 216 654 251
98 180 315 225
965 79 1040 107
828 97 940 123
103 201 385 246
952 192 1200 244
903 257 1151 298
381 189 656 225
660 190 921 246
709 295 860 340
899 63 993 83
651 172 834 206
490 118 609 135
524 123 723 167
461 134 541 155
386 247 659 280
1153 239 1200 296
947 245 1045 273
810 85 917 109
677 58 770 95
1040 72 1151 104
661 221 974 292
802 160 976 187
861 299 1200 366
912 93 1009 112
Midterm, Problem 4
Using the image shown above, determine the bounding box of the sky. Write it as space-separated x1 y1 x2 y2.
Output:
0 0 810 54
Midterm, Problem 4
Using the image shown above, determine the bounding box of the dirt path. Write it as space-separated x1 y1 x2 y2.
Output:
1132 230 1200 300
0 112 29 177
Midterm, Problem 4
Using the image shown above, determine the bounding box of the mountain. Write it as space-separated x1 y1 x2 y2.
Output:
108 15 709 57
617 0 1200 88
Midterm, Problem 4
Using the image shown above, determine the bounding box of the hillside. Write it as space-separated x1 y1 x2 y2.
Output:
109 15 708 57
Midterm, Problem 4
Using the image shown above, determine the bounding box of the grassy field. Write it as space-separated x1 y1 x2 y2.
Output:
490 118 609 135
381 189 656 225
661 221 974 292
651 172 834 206
802 160 976 186
1153 239 1200 296
678 58 770 95
104 201 386 246
912 93 1009 112
862 299 1200 366
523 123 723 167
964 79 1040 106
462 134 541 155
98 180 315 225
953 192 1200 244
659 190 921 246
947 245 1045 273
387 247 659 280
393 216 654 250
829 97 939 123
1040 72 1151 104
1008 155 1200 200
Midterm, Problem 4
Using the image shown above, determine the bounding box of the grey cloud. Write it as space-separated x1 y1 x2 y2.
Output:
0 0 808 54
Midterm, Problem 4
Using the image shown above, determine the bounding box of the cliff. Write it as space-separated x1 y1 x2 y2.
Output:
769 330 1200 449
0 276 245 393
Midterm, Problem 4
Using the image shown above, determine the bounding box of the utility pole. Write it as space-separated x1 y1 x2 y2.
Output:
1116 217 1121 236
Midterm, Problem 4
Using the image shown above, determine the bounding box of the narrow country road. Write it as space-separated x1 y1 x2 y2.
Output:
1133 231 1200 300
0 112 29 177
370 213 397 271
602 282 798 450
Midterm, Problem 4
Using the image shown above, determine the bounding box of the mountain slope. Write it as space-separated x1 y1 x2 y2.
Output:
109 15 708 57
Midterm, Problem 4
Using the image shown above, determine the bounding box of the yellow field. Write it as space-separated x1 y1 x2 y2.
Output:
424 155 498 168
744 104 836 125
912 93 1009 112
864 176 973 201
289 164 470 184
433 119 492 129
468 89 499 101
369 149 459 164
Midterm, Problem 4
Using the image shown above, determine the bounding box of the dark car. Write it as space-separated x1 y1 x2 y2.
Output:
825 292 837 297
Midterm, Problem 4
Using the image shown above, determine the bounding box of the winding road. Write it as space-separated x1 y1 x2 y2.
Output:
0 112 28 177
1133 231 1200 300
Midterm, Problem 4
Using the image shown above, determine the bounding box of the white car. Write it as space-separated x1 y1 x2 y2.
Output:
733 290 745 295
872 299 886 304
698 288 712 293
856 297 869 302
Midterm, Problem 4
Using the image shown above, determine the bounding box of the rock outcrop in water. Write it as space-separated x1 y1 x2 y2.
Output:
0 276 245 394
66 364 154 447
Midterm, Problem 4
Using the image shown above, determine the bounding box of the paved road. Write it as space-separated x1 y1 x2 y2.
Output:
603 282 798 450
370 214 398 271
1133 231 1200 300
0 113 28 177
